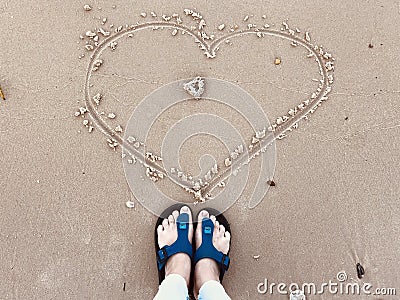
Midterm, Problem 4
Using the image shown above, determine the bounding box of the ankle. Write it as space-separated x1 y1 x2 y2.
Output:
194 259 220 294
165 253 191 286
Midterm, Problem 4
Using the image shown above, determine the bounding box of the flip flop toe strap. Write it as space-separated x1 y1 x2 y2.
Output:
194 218 230 276
157 213 193 270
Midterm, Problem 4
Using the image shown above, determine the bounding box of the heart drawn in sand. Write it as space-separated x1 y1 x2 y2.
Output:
82 11 335 216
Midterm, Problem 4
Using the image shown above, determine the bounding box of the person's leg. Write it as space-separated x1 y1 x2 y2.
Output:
154 274 189 300
194 210 231 300
198 280 231 300
153 206 193 300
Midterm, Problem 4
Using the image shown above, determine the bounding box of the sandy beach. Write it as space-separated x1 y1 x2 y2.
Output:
0 0 399 299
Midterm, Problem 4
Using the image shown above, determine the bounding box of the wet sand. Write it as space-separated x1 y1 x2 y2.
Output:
0 1 399 299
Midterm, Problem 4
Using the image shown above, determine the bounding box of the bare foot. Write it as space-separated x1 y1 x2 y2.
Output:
157 206 193 286
193 210 231 296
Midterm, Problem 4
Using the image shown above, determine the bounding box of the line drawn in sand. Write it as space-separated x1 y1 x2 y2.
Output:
77 8 335 215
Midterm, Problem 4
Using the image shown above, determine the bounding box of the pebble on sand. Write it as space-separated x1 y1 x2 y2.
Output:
0 86 5 100
83 4 92 11
126 201 135 208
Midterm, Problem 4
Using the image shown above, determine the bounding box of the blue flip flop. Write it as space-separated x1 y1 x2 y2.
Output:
155 204 194 285
194 208 231 282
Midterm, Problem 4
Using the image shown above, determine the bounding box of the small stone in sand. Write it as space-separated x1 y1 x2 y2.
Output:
274 58 281 65
92 59 103 71
198 19 206 30
183 77 205 99
126 201 135 208
266 180 276 186
140 12 147 18
115 125 123 132
127 136 135 143
224 158 232 167
85 30 96 38
0 86 5 100
253 255 260 259
92 93 102 105
107 138 118 149
305 31 311 42
83 4 92 11
98 27 110 36
218 24 225 31
107 113 116 119
85 44 94 51
356 263 365 279
79 107 87 115
127 155 136 164
109 41 118 50
217 181 226 187
146 152 162 162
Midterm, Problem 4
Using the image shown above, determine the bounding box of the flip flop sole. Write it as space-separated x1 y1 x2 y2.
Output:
154 203 195 295
155 203 185 284
194 207 232 283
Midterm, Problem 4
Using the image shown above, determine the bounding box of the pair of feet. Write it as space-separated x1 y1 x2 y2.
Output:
157 206 231 296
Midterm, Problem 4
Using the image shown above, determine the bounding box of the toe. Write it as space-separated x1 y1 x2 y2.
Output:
157 224 163 234
198 210 210 223
215 220 220 229
180 206 193 242
172 210 179 221
181 206 192 227
168 214 175 227
224 231 231 240
219 224 225 233
162 218 169 229
214 220 221 237
180 206 192 222
210 215 216 225
196 210 209 249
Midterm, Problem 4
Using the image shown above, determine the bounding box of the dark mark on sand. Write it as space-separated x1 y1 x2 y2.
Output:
0 86 5 100
356 263 365 279
267 180 276 186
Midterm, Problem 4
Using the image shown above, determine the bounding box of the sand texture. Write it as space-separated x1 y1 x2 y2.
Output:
0 0 399 299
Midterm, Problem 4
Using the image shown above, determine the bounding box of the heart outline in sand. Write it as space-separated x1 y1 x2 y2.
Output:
83 14 335 210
